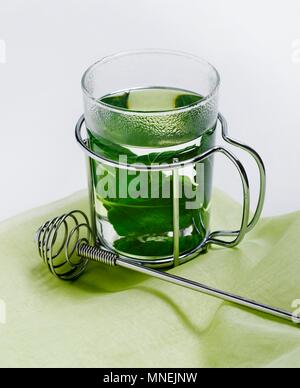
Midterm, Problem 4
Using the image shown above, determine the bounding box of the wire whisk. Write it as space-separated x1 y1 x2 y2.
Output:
36 210 91 280
36 210 300 325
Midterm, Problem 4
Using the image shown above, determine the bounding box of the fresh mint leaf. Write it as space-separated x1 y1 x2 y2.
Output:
175 93 203 108
114 233 203 257
100 92 129 109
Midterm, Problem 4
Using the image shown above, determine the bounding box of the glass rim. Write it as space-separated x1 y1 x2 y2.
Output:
81 49 221 116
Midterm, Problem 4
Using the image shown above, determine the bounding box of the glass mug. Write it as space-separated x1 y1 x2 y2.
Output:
76 50 266 268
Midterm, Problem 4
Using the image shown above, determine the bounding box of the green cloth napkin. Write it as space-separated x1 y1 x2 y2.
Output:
0 190 300 368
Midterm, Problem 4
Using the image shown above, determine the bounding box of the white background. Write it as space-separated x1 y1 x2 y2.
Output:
0 0 300 221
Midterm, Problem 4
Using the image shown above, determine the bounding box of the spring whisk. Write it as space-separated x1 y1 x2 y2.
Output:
36 210 91 280
36 210 300 324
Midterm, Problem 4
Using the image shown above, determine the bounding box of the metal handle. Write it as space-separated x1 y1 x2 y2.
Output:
36 212 300 324
77 241 297 324
205 146 250 248
206 114 266 248
219 113 266 233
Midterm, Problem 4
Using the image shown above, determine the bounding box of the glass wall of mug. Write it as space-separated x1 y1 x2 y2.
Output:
81 50 220 263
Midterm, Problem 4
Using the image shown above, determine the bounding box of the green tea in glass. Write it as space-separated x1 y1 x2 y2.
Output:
80 50 265 267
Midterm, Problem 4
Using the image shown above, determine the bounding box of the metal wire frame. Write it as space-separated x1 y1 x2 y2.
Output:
35 119 299 324
75 113 266 261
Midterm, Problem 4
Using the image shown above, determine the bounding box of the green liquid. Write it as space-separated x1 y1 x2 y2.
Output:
88 87 216 260
101 87 203 112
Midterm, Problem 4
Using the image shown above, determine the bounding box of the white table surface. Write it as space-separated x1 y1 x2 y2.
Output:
0 0 300 221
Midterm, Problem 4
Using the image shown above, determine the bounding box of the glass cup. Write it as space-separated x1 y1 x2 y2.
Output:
77 50 266 268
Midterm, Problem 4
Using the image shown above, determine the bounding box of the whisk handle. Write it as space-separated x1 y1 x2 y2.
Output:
78 243 299 325
78 243 117 266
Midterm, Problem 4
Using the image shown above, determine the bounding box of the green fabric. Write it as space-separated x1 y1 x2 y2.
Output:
0 190 300 368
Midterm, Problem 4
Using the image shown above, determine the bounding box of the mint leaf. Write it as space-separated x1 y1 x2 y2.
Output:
114 233 203 257
100 92 129 108
175 93 203 108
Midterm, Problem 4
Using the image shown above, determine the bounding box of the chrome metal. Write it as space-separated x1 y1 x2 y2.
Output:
205 146 250 248
36 212 300 325
77 243 117 267
76 114 253 172
84 139 97 242
205 114 266 247
36 211 91 280
172 158 180 267
219 112 266 233
75 113 260 254
118 259 297 324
